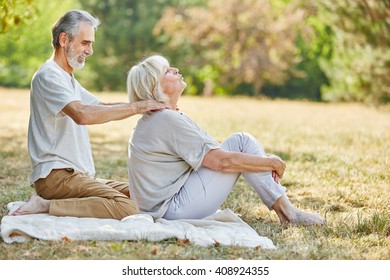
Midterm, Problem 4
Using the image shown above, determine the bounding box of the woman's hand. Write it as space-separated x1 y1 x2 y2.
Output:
267 154 286 179
272 171 280 184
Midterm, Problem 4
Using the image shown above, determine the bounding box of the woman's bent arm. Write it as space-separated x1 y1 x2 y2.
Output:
202 149 286 178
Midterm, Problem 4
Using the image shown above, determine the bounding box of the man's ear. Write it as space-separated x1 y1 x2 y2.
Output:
59 32 68 47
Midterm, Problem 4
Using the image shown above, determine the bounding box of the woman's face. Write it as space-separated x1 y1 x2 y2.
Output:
160 66 187 97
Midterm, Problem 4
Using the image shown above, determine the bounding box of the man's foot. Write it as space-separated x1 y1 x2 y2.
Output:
11 195 50 216
272 195 326 226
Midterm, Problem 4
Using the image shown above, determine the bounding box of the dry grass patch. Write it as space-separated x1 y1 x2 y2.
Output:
0 88 389 260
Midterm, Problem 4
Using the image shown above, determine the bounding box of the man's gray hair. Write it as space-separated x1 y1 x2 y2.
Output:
51 10 100 49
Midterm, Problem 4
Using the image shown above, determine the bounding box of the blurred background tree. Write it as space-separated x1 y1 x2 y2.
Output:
313 0 390 104
77 0 204 91
155 0 310 97
0 0 388 104
1 0 35 32
0 0 75 87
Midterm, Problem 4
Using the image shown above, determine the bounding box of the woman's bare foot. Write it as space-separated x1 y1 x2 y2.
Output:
11 195 50 216
272 195 326 226
291 210 326 226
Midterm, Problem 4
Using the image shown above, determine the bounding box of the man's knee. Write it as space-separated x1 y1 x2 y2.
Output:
118 199 140 219
126 201 140 215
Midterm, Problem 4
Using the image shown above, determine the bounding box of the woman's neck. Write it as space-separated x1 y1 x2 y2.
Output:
166 97 179 110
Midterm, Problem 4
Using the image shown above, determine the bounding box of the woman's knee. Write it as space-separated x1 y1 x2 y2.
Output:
222 132 246 150
223 132 265 155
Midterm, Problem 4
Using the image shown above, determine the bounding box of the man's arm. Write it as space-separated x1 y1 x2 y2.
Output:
62 100 166 125
202 149 286 178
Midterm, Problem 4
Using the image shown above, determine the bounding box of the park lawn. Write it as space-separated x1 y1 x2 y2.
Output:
0 88 389 260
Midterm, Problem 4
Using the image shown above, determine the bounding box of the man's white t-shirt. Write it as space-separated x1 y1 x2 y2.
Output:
28 59 100 184
128 109 220 218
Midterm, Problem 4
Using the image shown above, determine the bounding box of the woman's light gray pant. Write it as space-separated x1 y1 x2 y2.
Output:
163 132 287 220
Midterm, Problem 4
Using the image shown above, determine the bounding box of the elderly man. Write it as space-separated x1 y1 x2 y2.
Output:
12 10 165 220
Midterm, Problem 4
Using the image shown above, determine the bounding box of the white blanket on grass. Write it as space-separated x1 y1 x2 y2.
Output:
0 201 275 249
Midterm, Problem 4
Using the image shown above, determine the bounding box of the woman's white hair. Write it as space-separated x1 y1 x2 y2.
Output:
127 55 169 103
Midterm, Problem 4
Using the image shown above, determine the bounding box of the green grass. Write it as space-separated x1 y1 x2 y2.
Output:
0 88 389 260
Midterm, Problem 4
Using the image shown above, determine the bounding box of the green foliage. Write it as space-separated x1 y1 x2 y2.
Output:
0 0 36 32
155 0 309 96
0 0 388 103
263 14 332 100
314 0 390 104
192 64 226 96
77 0 203 91
0 0 77 87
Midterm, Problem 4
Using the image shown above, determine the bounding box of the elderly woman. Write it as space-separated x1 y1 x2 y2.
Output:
126 54 325 226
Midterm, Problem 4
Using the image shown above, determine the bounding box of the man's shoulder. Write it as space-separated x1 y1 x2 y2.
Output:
33 60 63 81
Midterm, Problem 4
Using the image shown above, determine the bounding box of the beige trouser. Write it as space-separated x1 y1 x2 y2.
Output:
34 168 139 220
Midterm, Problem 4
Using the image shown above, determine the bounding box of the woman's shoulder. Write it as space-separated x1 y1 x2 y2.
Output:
143 109 191 129
149 109 187 120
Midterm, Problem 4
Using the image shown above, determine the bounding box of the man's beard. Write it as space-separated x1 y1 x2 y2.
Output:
65 43 86 69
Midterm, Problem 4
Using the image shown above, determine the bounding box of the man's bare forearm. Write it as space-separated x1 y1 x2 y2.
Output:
62 100 166 125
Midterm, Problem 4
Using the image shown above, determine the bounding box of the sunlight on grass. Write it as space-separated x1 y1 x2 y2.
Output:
0 88 389 260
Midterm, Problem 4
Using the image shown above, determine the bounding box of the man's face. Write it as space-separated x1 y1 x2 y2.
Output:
65 22 95 70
